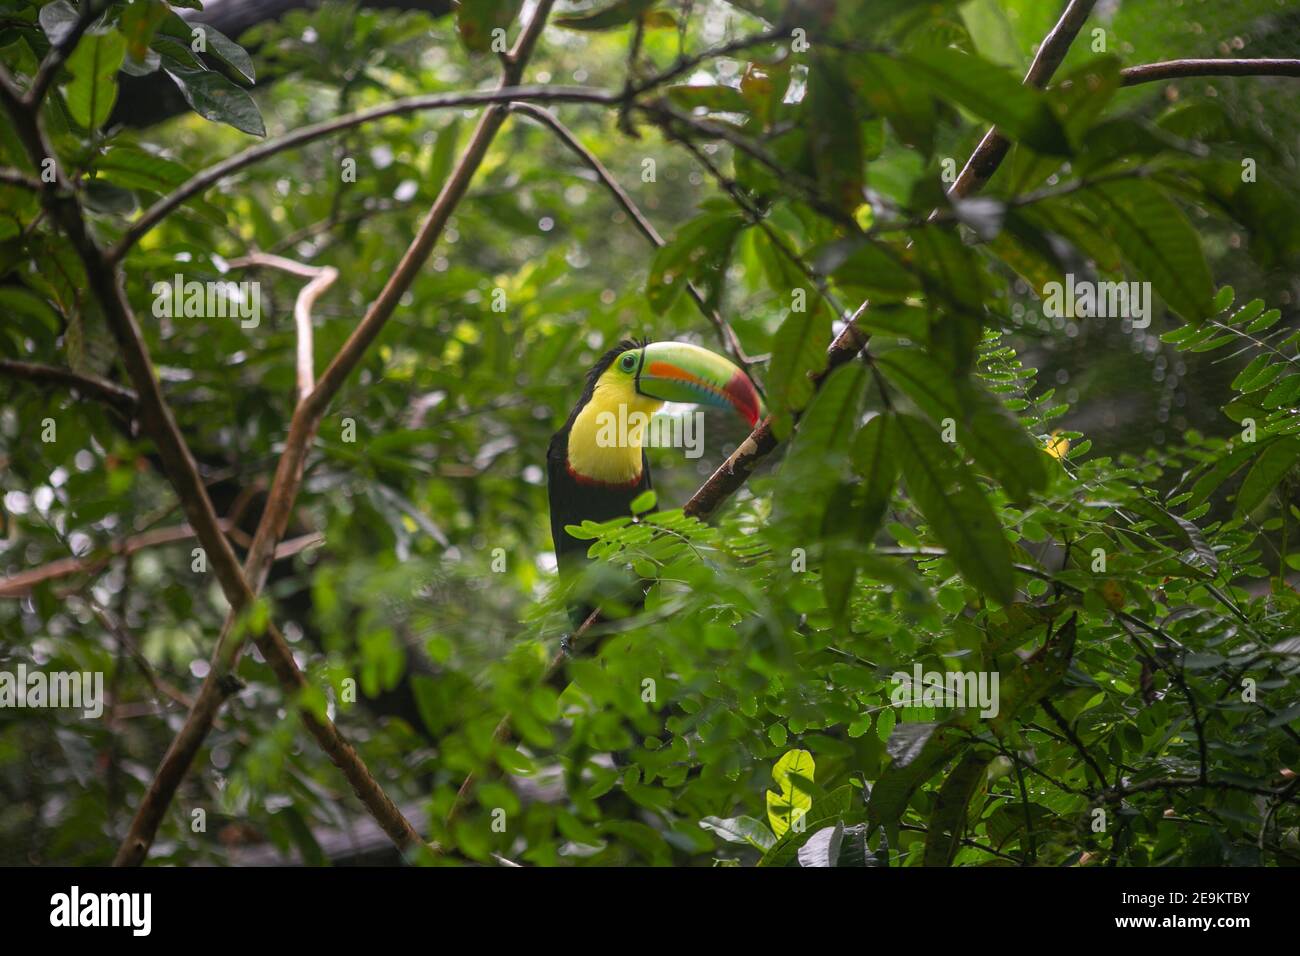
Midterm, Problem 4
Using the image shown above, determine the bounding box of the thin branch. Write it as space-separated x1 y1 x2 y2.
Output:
506 101 761 374
1121 57 1300 86
0 166 42 190
948 0 1099 200
0 358 137 413
0 55 426 868
118 0 558 867
227 253 337 401
107 84 615 262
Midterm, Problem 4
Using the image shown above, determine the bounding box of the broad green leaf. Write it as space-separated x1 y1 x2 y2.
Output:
765 300 832 435
699 815 776 851
901 47 1070 156
877 349 1047 502
766 748 815 838
867 721 968 834
164 66 266 136
1086 179 1214 322
758 785 856 867
1236 438 1300 515
843 53 935 153
922 749 993 866
850 411 900 540
63 31 126 130
894 413 1016 602
645 210 746 314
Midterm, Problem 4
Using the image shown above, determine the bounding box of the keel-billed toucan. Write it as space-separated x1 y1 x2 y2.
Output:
547 339 763 626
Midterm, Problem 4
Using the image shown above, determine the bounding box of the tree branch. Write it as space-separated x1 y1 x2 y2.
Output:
115 0 558 866
0 51 425 867
227 252 337 401
108 84 616 262
1121 57 1300 86
948 0 1099 200
0 358 137 413
506 101 761 374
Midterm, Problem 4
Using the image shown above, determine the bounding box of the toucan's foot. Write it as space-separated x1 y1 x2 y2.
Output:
560 633 574 657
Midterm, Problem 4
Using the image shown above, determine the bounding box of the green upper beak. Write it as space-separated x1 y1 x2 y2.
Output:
634 341 764 427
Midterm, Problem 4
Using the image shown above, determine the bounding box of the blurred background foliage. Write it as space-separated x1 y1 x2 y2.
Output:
1 0 1299 866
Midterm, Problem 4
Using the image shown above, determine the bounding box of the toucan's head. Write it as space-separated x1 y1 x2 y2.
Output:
582 339 764 427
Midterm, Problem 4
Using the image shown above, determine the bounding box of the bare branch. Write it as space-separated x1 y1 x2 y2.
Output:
108 84 616 262
0 166 42 190
507 101 761 373
0 54 426 869
227 253 337 401
119 0 559 866
1121 57 1300 85
0 358 137 413
948 0 1099 200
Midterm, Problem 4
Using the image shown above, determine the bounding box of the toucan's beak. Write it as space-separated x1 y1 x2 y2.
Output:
635 341 764 427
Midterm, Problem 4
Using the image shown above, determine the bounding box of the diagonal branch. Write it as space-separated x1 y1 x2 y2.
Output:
108 84 614 263
506 101 761 375
948 0 1099 200
0 52 425 867
112 0 558 866
227 252 337 401
0 358 137 413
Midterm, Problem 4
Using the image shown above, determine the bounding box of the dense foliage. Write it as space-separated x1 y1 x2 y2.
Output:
1 0 1298 867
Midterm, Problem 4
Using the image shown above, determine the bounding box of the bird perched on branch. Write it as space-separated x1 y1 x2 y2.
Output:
547 339 763 629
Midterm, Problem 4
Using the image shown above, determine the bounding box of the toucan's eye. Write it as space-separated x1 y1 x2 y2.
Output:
620 353 637 372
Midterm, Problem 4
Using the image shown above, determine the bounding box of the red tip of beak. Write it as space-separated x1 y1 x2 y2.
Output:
725 371 762 427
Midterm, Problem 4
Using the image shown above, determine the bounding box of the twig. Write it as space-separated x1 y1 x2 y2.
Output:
0 358 137 413
108 84 616 262
1121 58 1300 85
227 253 337 401
506 102 760 374
0 48 426 868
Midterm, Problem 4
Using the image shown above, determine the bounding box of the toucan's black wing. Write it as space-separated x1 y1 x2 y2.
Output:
546 432 653 572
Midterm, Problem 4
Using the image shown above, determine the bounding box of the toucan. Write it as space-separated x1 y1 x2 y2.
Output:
547 339 763 628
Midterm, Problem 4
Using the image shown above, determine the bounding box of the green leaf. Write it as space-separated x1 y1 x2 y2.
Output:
164 66 266 136
1086 179 1214 322
990 614 1079 737
765 303 832 433
894 413 1016 603
645 210 746 314
806 57 864 212
758 785 856 867
922 749 993 866
901 46 1070 156
867 721 968 834
120 0 169 65
555 0 658 30
193 23 256 84
630 489 657 515
844 53 935 153
850 412 900 540
766 748 815 838
877 349 1047 502
1236 438 1300 515
63 31 126 130
699 815 776 851
456 0 523 52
